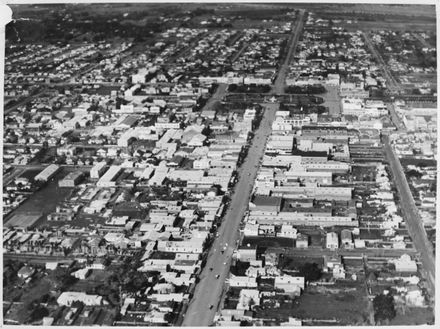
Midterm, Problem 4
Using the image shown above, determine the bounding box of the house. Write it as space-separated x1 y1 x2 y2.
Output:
326 232 339 250
296 233 309 248
274 275 305 295
71 268 91 280
277 225 297 238
333 264 346 279
392 254 417 272
237 289 260 310
228 275 258 288
144 310 167 324
252 195 282 213
323 255 343 273
341 229 354 249
236 246 257 262
405 288 425 307
17 265 35 279
245 266 266 278
57 292 103 306
45 262 59 270
264 252 279 267
258 224 276 236
243 223 259 236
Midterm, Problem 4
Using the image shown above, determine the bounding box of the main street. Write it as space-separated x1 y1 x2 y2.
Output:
386 103 406 132
362 32 400 93
182 103 278 326
183 10 305 326
272 9 304 95
202 83 228 113
383 135 435 298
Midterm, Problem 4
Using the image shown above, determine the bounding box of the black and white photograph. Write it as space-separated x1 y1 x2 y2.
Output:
1 0 437 326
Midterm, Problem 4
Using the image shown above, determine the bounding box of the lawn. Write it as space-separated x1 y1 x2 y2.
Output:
390 307 434 325
242 237 295 248
278 256 324 271
290 285 370 325
3 274 55 324
4 168 74 226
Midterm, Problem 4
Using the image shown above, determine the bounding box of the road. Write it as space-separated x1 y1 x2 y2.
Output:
230 41 249 63
362 32 400 93
3 168 26 187
265 246 419 258
382 135 435 298
386 103 406 132
4 89 46 115
182 103 279 326
413 32 432 49
164 31 209 66
272 9 305 95
201 83 228 113
4 62 102 115
3 164 93 187
183 12 305 325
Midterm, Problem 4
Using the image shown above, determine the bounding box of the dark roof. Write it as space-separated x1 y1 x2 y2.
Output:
170 155 185 165
292 149 328 157
253 196 282 207
282 205 332 213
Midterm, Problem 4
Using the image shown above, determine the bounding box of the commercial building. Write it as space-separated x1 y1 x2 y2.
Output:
326 232 339 250
97 165 122 187
59 171 84 187
90 161 107 179
34 164 60 182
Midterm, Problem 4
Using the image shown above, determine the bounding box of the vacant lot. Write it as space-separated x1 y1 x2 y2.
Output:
390 306 434 325
242 236 295 248
4 169 74 226
279 255 323 271
320 85 341 116
291 284 370 325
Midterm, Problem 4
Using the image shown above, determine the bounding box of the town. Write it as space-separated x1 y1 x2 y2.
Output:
2 3 437 326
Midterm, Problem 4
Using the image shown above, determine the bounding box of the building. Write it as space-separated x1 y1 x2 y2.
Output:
97 165 122 187
236 246 257 262
90 161 107 179
17 265 35 279
326 232 339 250
5 213 43 230
34 164 60 182
274 275 305 295
296 233 309 248
228 275 258 288
59 171 84 187
341 229 354 249
57 292 103 306
252 196 282 213
392 254 418 272
341 98 364 116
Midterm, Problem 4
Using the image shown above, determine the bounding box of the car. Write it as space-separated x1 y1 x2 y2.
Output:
209 304 214 309
215 274 220 279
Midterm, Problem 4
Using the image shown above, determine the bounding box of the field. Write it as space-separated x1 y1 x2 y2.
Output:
3 168 75 227
242 236 295 249
320 85 341 116
341 21 436 32
279 255 324 271
3 272 54 324
390 306 434 325
290 283 370 325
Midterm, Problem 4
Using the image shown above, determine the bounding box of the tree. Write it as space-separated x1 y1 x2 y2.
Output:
373 293 396 324
28 305 49 323
298 262 322 282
